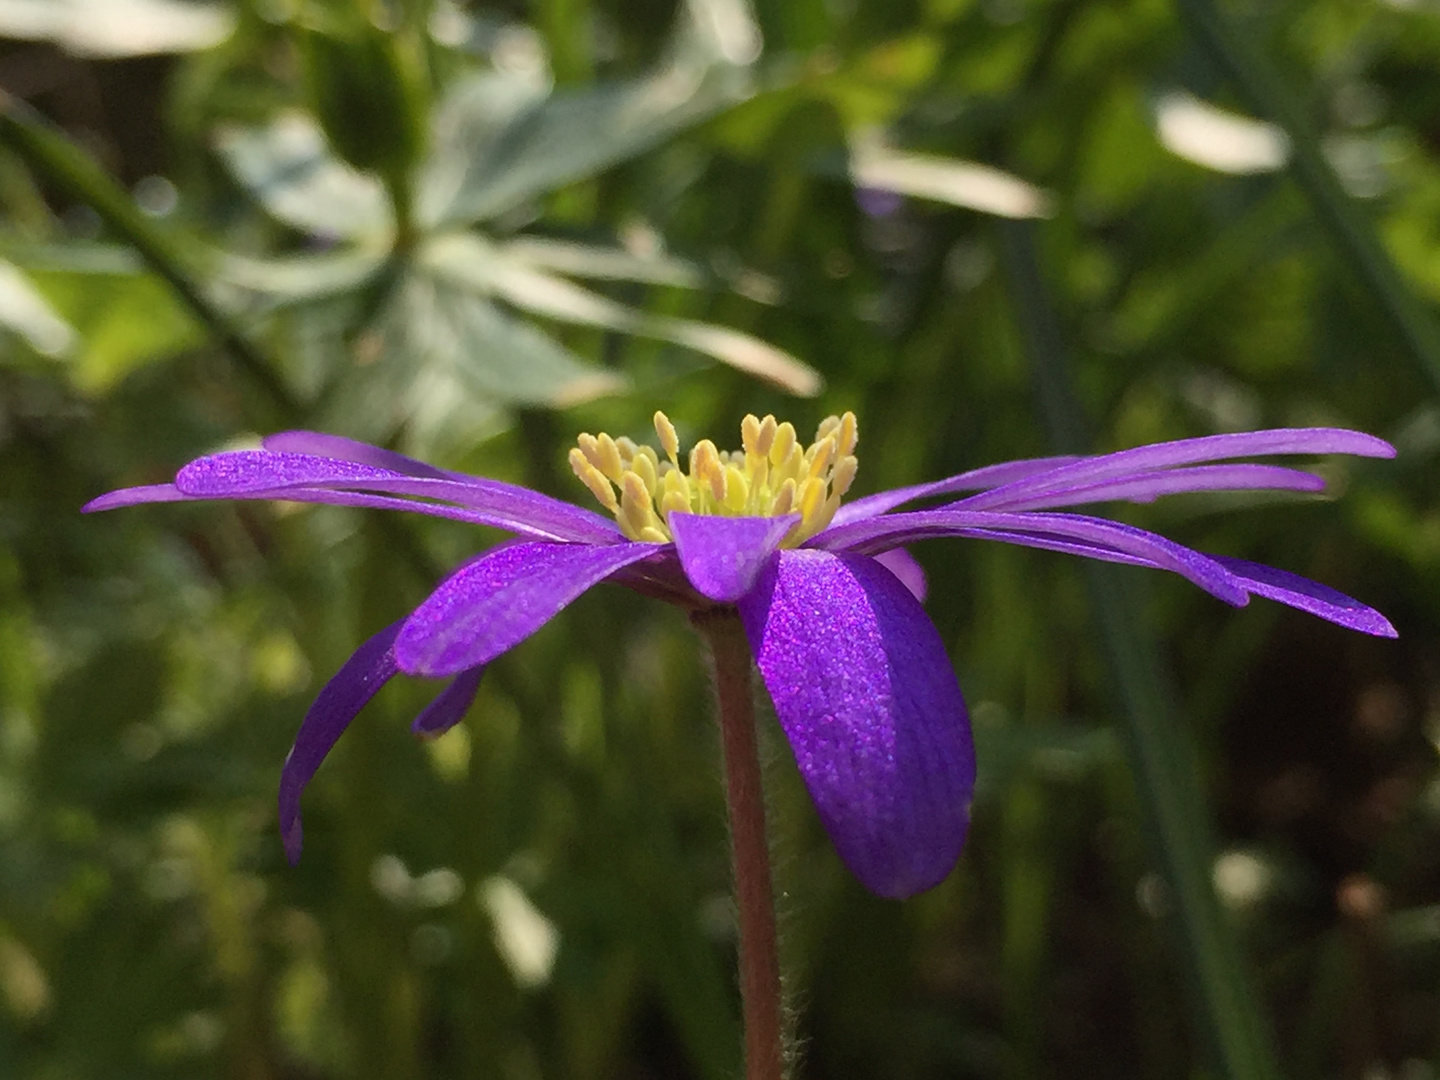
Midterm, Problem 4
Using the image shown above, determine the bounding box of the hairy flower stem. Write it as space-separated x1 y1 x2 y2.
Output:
694 608 785 1080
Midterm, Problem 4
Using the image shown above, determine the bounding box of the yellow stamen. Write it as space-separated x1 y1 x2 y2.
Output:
569 411 860 548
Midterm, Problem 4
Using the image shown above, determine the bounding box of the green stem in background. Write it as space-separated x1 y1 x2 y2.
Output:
1174 0 1440 396
692 608 785 1080
997 218 1285 1080
0 90 301 422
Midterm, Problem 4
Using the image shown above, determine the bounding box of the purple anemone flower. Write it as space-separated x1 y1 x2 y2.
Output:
84 415 1397 898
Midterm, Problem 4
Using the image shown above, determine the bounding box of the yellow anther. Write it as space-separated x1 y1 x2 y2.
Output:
660 487 691 520
632 448 658 495
837 412 858 456
832 454 858 497
620 473 656 538
654 411 680 464
798 476 826 523
638 525 669 543
806 435 836 481
595 433 624 482
745 451 769 495
577 433 604 471
756 415 777 456
614 436 638 462
741 414 762 456
815 415 841 442
723 464 749 512
569 448 619 513
771 477 796 516
769 422 796 468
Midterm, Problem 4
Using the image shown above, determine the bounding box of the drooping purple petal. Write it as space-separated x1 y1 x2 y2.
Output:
412 665 487 736
813 510 1249 606
279 621 401 864
176 451 622 542
1212 556 1397 637
832 454 1081 525
669 512 799 602
82 483 189 512
395 540 660 677
262 431 457 479
959 463 1325 513
953 429 1393 513
874 547 927 602
737 549 974 898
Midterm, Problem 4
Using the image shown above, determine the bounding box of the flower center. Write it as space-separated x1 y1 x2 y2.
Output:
569 411 859 546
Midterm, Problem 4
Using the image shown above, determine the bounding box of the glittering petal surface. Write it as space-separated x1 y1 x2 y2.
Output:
279 621 401 864
962 463 1325 512
412 665 487 736
814 510 1249 605
262 431 457 479
832 455 1080 525
874 547 927 602
395 541 660 676
737 549 974 898
669 512 800 602
1212 556 1398 637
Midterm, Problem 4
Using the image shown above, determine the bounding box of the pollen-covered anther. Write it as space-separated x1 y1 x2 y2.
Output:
570 409 860 547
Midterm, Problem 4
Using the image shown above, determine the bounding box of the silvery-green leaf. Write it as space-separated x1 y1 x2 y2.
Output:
850 132 1054 219
214 249 387 305
215 113 393 239
0 258 75 357
424 232 821 396
389 270 624 407
0 0 233 57
501 235 706 288
419 61 750 228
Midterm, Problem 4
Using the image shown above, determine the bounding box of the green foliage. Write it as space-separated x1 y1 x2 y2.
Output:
1 0 1439 1077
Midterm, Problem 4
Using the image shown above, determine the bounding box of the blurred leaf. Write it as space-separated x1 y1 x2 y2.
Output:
423 233 822 395
214 249 387 306
0 258 75 358
0 0 234 57
215 113 393 239
500 236 707 289
849 132 1054 219
419 61 752 228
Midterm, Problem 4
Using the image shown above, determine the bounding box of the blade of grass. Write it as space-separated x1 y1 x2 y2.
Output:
1174 0 1440 395
0 90 300 420
997 217 1284 1080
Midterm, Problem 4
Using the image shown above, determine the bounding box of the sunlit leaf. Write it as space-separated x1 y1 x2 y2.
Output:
1153 90 1289 175
849 132 1054 219
214 249 387 306
500 236 707 289
423 233 822 395
215 113 393 239
0 0 234 57
0 258 75 357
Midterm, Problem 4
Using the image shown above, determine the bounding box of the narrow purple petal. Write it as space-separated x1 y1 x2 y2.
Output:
953 429 1393 513
669 512 800 602
412 665 486 736
395 540 660 676
279 621 401 864
874 547 927 602
82 483 188 512
813 510 1249 606
174 450 621 542
1212 556 1398 637
832 454 1081 525
737 549 974 898
959 464 1325 513
261 431 456 479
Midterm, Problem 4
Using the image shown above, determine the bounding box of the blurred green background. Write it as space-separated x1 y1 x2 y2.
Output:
1 0 1438 1076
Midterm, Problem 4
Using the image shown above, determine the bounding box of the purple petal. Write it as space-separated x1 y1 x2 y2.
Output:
874 548 927 602
669 512 800 602
1212 556 1397 637
737 549 974 898
813 510 1249 606
953 429 1393 513
959 464 1325 513
175 451 621 542
395 540 660 676
832 454 1081 525
262 431 457 479
412 665 486 736
82 483 188 512
279 621 401 864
